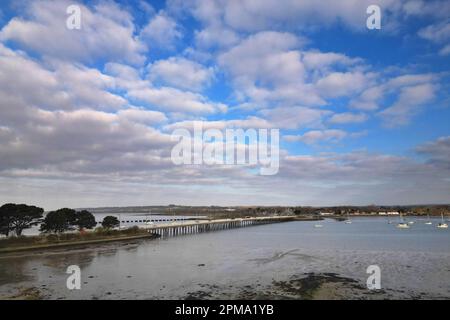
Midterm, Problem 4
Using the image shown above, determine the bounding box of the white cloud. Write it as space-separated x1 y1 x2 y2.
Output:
303 51 362 70
128 86 227 114
418 20 450 56
176 0 402 32
350 73 439 112
218 31 374 108
329 112 368 124
260 107 331 130
285 129 348 144
219 31 327 106
164 117 272 132
403 0 450 19
350 86 384 111
418 21 450 43
379 83 436 126
140 11 182 51
316 72 369 98
148 57 215 91
417 136 450 168
0 0 146 65
195 25 240 49
118 108 168 125
0 43 127 115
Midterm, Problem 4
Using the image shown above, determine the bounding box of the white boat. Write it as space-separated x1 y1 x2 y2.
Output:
437 214 448 229
314 224 323 228
425 214 433 225
345 213 352 224
397 222 410 229
397 213 410 229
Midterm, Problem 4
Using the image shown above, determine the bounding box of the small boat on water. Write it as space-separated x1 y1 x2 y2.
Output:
397 222 410 229
314 224 323 228
425 214 433 225
397 213 410 229
345 213 352 224
437 214 448 229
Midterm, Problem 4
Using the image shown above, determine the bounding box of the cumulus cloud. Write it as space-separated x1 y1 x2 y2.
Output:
140 11 182 51
147 57 215 91
349 72 440 127
316 72 369 98
174 0 403 32
0 43 127 116
329 112 368 124
0 0 147 65
259 107 331 130
128 86 227 114
284 129 348 144
164 117 272 132
418 20 450 55
416 136 450 169
379 83 436 126
0 0 449 208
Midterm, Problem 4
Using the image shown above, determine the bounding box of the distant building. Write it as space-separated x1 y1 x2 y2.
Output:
378 212 387 215
387 211 399 215
319 212 334 216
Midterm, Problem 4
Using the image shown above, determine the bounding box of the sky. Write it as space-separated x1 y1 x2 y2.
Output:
0 0 449 210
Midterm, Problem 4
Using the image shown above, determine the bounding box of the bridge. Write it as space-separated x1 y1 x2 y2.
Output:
142 216 295 238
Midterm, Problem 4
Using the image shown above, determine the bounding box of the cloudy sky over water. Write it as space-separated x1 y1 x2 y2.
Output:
0 0 449 210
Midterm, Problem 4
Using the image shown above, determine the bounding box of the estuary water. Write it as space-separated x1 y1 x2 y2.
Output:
0 217 449 299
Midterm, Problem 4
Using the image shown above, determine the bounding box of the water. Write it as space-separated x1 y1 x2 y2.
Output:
0 217 449 299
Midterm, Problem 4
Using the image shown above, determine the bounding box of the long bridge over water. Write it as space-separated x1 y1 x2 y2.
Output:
143 216 295 238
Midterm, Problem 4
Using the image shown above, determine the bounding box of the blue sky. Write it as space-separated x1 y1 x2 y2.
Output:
0 0 449 209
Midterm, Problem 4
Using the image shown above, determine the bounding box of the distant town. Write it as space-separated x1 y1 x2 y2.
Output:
81 204 450 219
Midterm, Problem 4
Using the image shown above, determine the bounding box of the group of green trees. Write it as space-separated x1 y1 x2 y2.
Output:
1 203 121 237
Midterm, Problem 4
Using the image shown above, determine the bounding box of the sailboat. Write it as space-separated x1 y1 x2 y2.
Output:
345 213 352 224
397 213 410 229
425 214 433 225
437 213 448 229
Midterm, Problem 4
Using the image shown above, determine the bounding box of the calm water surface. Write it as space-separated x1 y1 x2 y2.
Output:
1 217 449 299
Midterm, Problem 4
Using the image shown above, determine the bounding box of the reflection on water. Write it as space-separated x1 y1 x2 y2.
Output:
0 217 449 299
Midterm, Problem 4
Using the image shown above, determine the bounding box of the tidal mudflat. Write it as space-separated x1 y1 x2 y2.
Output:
1 218 449 300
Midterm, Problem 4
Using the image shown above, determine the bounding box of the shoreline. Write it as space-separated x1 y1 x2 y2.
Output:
0 233 159 255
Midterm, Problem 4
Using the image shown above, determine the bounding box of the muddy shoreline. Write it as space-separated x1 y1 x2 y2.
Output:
0 233 159 255
3 271 442 300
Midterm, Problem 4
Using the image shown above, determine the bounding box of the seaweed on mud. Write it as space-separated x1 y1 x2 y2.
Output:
272 272 367 299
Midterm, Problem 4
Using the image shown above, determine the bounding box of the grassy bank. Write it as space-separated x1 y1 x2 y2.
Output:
0 227 158 254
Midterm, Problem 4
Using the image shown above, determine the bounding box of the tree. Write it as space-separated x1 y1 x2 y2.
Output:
0 210 12 236
40 208 77 233
0 203 44 236
102 216 120 229
74 210 97 231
